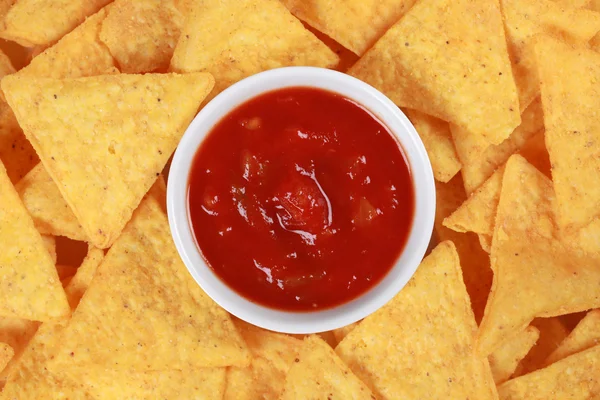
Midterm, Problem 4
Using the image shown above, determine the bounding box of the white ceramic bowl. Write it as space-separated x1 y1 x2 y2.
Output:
167 67 435 334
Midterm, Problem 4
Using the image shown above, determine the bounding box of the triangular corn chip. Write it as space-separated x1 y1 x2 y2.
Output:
100 0 184 73
280 336 375 400
453 97 544 194
0 160 69 321
349 0 520 145
477 155 600 356
435 177 492 322
536 37 600 233
15 6 116 79
2 72 215 248
41 234 56 264
336 242 497 399
498 345 600 399
281 0 417 56
513 317 569 377
0 0 112 46
405 109 461 183
170 0 338 95
225 320 302 399
545 309 600 366
48 194 250 374
16 163 87 242
501 0 600 111
489 325 539 385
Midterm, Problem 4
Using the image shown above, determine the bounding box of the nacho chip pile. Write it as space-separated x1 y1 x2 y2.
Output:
0 0 599 398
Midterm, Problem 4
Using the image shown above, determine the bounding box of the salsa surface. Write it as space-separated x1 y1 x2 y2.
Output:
188 87 414 311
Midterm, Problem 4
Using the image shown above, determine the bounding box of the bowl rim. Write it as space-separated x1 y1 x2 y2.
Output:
167 66 436 334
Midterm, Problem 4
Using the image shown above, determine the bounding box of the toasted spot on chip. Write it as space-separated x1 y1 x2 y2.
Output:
498 345 600 399
349 0 520 145
336 241 496 399
15 6 116 79
280 335 375 399
47 194 250 374
16 164 87 242
477 155 600 356
100 0 184 73
0 160 69 322
545 309 600 366
501 0 600 112
536 37 600 233
489 325 539 385
170 0 339 97
2 72 214 248
281 0 417 56
435 176 492 323
405 109 461 183
0 0 113 47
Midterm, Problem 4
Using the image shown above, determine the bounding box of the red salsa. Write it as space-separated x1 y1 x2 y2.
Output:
188 87 414 311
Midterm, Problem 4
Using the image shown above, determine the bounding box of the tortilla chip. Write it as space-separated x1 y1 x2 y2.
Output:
0 342 13 373
501 0 600 112
224 319 302 399
100 0 183 73
444 166 504 238
536 37 600 233
0 160 69 321
336 242 496 399
332 322 359 344
545 309 600 366
435 176 492 322
16 6 116 79
2 72 215 248
476 155 600 356
498 345 600 399
512 317 569 377
48 194 249 375
405 109 461 183
41 234 56 264
280 336 375 400
455 97 544 194
63 246 103 309
301 22 359 72
349 0 520 145
16 163 87 241
0 0 113 47
0 317 39 381
281 0 417 56
170 0 339 96
489 326 539 385
0 100 38 184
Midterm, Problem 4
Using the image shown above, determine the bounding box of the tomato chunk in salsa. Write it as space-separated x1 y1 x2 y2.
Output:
188 87 414 311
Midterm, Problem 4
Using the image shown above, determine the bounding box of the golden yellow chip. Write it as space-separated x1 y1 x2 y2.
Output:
48 194 249 374
302 22 359 72
349 0 520 145
0 99 38 185
498 345 600 399
281 0 417 56
477 155 600 356
435 176 492 322
2 72 214 248
0 0 113 47
41 234 56 264
15 6 116 79
99 0 184 73
454 97 544 195
337 242 496 399
0 317 39 381
545 309 600 366
224 319 302 399
170 0 339 96
0 342 13 373
16 163 87 242
63 246 103 310
512 317 569 377
405 109 461 183
332 322 359 344
536 37 600 234
501 0 600 111
280 335 375 400
489 325 539 385
0 160 69 322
